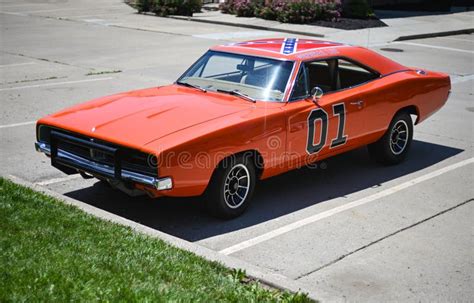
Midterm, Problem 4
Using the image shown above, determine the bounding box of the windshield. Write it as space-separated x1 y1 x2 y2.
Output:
177 51 294 102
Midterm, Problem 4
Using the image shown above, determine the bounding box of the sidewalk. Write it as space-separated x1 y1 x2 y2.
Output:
170 8 474 45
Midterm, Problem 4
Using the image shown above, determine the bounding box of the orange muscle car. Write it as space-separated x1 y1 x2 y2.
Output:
36 38 450 218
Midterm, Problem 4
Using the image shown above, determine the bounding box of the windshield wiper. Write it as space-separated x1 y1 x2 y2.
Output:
176 81 206 92
216 89 256 103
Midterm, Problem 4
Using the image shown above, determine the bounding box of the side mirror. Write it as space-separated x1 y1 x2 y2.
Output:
310 87 324 103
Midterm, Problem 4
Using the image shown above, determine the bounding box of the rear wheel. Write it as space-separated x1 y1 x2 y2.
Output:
205 155 256 219
368 112 413 165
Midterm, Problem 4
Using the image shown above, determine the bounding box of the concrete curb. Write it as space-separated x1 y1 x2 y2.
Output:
139 12 473 42
394 28 474 41
168 15 325 38
168 14 473 42
6 175 320 302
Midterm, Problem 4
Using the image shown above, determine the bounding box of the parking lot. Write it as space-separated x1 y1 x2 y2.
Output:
1 1 473 301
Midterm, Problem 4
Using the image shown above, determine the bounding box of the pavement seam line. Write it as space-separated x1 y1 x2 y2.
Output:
3 174 321 301
2 75 68 85
0 50 92 70
0 62 36 68
0 121 36 129
295 198 474 280
0 77 114 91
219 157 474 255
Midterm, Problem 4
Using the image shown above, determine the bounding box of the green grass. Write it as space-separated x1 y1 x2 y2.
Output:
0 178 311 302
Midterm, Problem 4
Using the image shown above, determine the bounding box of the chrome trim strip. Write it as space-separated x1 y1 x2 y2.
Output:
35 142 160 188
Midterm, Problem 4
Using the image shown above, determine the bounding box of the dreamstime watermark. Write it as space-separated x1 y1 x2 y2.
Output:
145 139 329 171
267 135 282 150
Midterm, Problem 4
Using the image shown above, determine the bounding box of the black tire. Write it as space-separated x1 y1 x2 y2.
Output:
368 112 413 165
205 154 256 219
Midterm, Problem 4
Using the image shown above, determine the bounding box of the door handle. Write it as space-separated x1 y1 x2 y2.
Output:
350 100 364 108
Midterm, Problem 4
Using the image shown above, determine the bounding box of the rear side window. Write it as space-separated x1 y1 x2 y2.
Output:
338 59 379 89
289 57 379 100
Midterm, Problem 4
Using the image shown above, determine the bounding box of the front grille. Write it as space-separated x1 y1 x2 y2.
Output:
39 125 157 177
58 139 115 166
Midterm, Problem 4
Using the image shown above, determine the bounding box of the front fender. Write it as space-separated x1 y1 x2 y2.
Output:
147 106 287 197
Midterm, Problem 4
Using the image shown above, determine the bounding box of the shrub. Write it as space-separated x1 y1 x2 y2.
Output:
136 0 202 16
136 0 154 12
219 0 342 24
274 0 321 24
255 6 277 20
219 0 235 14
233 0 257 17
224 0 265 17
319 0 342 21
342 0 372 19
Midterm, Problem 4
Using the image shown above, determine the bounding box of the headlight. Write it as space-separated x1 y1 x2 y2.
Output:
37 124 51 143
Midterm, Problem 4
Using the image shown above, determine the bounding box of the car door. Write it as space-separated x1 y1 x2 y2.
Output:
336 58 386 139
284 58 379 167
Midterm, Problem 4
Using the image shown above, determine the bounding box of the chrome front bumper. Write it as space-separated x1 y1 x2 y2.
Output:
35 141 172 190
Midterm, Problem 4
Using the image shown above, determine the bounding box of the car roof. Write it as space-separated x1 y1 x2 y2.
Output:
211 38 407 75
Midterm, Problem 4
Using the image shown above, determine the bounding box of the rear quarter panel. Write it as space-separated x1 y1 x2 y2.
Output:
364 70 450 144
409 70 451 124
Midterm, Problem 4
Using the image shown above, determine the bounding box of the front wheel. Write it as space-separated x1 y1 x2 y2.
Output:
368 112 413 165
205 155 256 219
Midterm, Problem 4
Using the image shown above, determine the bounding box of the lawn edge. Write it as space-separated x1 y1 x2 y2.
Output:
5 174 320 301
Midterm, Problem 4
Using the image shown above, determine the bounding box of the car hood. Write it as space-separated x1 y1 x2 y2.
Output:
39 85 253 150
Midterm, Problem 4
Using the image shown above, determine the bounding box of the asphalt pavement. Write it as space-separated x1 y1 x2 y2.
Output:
1 1 473 301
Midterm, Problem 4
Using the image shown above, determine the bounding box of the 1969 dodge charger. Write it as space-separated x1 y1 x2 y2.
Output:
35 38 450 218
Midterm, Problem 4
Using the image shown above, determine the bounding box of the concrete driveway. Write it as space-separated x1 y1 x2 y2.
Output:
1 1 473 301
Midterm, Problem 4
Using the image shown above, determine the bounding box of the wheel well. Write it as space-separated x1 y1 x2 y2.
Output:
217 150 264 180
396 105 420 124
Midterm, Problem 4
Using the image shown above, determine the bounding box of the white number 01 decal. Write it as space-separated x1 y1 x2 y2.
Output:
306 103 348 154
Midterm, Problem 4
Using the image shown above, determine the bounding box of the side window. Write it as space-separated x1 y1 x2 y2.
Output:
290 64 308 101
338 59 378 89
306 59 338 93
289 58 379 100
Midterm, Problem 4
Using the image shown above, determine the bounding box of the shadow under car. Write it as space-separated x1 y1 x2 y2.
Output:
64 140 463 242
